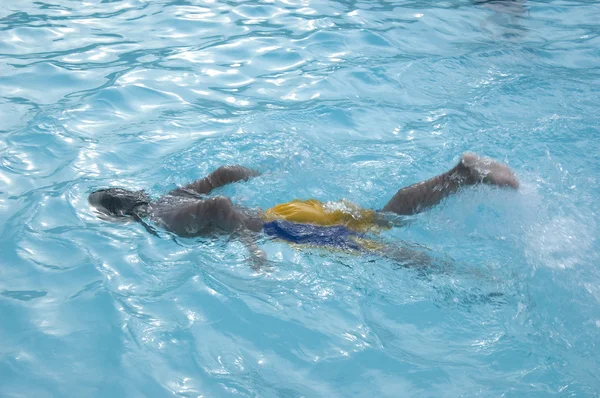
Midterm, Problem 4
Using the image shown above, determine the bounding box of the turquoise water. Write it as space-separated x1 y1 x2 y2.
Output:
1 0 599 396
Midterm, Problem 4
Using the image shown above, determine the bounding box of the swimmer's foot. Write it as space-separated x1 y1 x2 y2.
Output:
459 153 519 189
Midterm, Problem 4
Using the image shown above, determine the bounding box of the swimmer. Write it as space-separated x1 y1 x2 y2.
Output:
89 153 518 268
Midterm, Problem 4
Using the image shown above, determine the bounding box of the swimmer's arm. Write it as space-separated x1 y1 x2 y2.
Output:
234 230 268 270
172 165 261 196
195 198 268 268
157 198 266 268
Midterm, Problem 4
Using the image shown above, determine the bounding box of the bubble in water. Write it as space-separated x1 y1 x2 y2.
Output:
525 216 594 270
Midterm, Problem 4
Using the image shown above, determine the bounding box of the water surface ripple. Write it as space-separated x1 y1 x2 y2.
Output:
1 0 599 396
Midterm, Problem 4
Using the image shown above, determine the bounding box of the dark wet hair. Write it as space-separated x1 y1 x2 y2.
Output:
88 188 150 218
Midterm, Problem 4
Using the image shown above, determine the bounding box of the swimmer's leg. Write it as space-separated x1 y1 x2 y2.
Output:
357 237 448 269
379 243 438 268
381 153 518 215
171 165 260 196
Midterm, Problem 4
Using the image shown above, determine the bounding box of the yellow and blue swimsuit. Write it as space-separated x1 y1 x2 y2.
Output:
262 199 386 252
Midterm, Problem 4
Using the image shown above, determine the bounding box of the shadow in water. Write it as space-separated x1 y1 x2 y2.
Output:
473 0 529 39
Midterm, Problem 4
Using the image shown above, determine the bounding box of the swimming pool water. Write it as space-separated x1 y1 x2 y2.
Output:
1 0 599 396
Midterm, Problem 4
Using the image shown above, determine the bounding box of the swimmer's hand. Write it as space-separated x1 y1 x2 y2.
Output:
234 229 269 271
249 248 269 271
460 153 519 189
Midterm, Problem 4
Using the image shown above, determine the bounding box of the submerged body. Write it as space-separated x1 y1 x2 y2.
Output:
89 153 519 264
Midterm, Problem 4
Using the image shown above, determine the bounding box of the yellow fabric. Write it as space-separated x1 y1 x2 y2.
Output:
264 199 381 232
352 237 385 252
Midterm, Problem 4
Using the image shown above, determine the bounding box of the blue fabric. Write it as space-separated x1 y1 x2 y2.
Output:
263 220 363 251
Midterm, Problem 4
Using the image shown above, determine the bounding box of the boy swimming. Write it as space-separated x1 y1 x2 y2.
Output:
88 153 518 267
